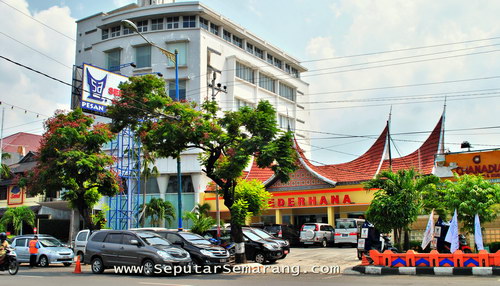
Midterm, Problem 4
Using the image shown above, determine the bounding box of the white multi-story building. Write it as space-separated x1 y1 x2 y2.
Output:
74 0 310 227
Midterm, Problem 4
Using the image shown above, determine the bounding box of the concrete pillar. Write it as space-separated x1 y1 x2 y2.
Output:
327 206 335 226
275 209 282 224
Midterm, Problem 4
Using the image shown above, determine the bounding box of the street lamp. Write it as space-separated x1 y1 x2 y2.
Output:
122 19 183 230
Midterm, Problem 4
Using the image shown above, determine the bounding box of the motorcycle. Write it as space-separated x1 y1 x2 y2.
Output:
0 247 19 275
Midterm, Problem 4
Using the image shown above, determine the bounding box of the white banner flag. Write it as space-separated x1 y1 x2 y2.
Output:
421 209 435 249
445 209 459 253
475 214 484 251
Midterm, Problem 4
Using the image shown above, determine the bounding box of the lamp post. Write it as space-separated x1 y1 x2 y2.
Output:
122 19 183 230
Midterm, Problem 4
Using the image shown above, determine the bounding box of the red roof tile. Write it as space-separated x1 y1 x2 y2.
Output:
2 132 42 153
244 159 275 183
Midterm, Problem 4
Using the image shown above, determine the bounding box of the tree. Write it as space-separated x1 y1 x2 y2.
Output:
107 75 297 262
0 206 35 235
144 197 175 227
183 203 215 235
139 150 160 227
231 179 272 226
364 168 440 250
443 174 500 234
1 152 12 179
21 109 121 231
193 203 211 217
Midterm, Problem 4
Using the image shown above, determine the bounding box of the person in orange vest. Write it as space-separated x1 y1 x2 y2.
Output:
29 235 41 268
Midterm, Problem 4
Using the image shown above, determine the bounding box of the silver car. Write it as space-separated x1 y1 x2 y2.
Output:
299 223 335 247
12 234 74 267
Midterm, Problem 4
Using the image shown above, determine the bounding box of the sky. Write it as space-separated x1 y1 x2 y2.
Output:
1 0 500 165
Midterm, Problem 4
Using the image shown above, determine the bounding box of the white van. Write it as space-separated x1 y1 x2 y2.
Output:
73 229 90 262
334 218 365 246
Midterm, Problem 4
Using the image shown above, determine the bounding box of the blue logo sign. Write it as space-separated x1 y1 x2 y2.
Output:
86 69 108 102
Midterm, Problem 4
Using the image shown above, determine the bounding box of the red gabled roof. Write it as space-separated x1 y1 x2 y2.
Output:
244 158 275 183
2 132 42 153
379 115 443 175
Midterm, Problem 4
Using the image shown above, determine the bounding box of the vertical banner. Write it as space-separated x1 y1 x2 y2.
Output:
421 209 435 249
81 64 128 113
474 214 484 251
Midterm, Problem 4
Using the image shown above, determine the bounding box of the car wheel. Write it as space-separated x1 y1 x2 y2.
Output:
254 252 266 264
321 238 328 248
39 255 49 267
91 257 104 274
142 259 155 276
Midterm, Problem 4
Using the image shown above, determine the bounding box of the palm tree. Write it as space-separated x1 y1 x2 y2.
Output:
0 206 35 235
0 152 12 179
364 168 439 250
144 198 175 227
183 212 215 235
194 203 211 217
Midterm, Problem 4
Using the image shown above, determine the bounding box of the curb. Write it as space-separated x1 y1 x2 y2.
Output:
348 265 500 276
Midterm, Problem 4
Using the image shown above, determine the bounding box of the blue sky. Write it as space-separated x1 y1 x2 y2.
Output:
2 0 500 165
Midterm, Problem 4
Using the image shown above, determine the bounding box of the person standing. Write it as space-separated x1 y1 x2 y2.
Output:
29 235 41 268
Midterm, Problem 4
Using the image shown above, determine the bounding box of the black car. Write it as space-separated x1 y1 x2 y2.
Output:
252 223 300 246
245 227 290 258
204 228 283 264
151 231 230 267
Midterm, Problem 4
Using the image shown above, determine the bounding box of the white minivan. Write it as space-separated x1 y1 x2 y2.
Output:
334 218 365 246
73 229 90 262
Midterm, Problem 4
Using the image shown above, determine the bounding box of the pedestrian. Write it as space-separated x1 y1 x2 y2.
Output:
29 235 41 268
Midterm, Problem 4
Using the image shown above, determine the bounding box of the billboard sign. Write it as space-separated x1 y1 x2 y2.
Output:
81 64 128 113
7 186 23 205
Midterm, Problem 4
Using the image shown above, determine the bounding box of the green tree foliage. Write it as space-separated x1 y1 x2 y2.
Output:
364 168 440 249
144 197 175 227
183 203 215 235
194 203 211 217
21 109 120 231
420 183 448 218
107 75 297 261
443 174 500 234
1 153 12 179
231 179 272 225
0 206 35 235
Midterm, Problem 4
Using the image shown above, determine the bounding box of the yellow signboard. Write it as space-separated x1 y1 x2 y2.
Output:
446 150 500 180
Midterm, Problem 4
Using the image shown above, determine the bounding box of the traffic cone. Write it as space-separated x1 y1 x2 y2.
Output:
360 253 371 266
73 256 82 274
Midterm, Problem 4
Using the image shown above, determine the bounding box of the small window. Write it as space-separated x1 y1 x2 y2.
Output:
76 231 88 242
106 49 121 71
14 238 27 247
223 30 231 42
123 26 133 35
320 225 326 231
285 64 291 74
210 23 219 36
199 17 209 30
232 35 243 48
167 17 179 29
166 175 194 193
137 20 148 32
291 67 299 78
259 73 275 93
255 47 264 59
101 29 109 40
236 62 254 84
183 16 196 28
267 54 273 65
136 45 151 68
279 82 296 101
166 233 183 244
168 80 187 101
90 232 107 242
274 58 282 69
110 26 120 37
246 42 254 54
152 18 164 31
105 233 122 244
122 234 138 245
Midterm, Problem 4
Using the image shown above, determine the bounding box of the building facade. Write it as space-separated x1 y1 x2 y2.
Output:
74 1 310 228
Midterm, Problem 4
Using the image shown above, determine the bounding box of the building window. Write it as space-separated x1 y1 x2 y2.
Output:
135 45 151 68
106 50 121 71
232 35 243 48
279 82 296 102
199 17 209 30
166 175 194 193
166 42 187 67
168 79 187 101
137 20 148 32
285 64 291 74
279 115 295 131
246 42 254 54
123 26 133 35
151 18 164 30
235 98 253 110
210 23 219 36
167 17 179 29
183 15 196 28
291 67 299 78
255 47 264 59
267 54 273 65
236 62 254 84
110 26 120 37
274 58 282 69
223 30 231 42
259 73 275 93
101 28 109 40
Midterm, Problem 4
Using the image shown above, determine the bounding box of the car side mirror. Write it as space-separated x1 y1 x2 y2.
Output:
130 240 140 246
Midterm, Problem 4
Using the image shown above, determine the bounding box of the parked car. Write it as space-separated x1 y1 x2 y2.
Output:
251 223 300 246
299 223 335 247
84 230 191 276
73 229 90 262
246 227 290 258
204 228 284 264
334 218 365 247
136 229 230 268
12 234 74 267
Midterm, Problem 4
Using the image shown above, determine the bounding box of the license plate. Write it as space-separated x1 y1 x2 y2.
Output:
342 234 348 237
61 256 70 259
284 250 289 254
220 259 227 263
304 242 313 244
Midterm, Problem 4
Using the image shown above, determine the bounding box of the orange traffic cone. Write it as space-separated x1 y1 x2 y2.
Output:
360 253 371 266
73 256 82 274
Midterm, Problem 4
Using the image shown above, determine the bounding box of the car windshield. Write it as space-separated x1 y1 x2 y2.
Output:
302 224 316 231
243 230 264 241
264 226 280 233
179 233 212 245
39 238 64 247
137 233 171 246
251 228 272 239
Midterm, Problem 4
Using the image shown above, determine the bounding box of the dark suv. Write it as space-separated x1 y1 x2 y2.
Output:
252 224 300 246
245 227 290 258
145 230 230 267
84 230 191 276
